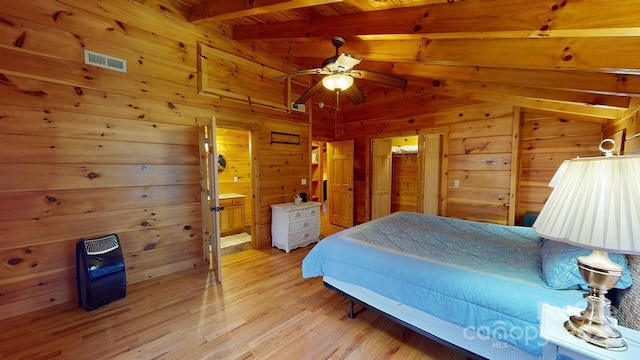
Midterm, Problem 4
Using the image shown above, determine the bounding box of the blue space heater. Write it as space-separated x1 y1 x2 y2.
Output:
76 234 126 310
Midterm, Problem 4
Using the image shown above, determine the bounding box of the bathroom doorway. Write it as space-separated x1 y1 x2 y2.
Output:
216 128 254 256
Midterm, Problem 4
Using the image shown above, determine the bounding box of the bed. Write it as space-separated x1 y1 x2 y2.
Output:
301 211 634 359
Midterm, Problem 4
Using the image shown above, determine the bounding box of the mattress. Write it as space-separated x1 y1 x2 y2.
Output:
302 212 585 356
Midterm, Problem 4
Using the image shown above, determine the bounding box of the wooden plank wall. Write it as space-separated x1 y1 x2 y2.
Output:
390 133 419 213
391 154 418 213
517 113 603 223
446 112 515 224
604 100 639 154
216 128 252 227
311 92 338 141
337 96 517 225
0 0 309 320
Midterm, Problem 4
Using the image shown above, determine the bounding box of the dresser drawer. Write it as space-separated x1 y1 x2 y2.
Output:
220 197 245 208
288 226 320 244
289 216 320 232
305 206 319 217
288 209 306 220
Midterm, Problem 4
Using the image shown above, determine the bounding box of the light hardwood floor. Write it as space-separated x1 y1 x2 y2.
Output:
0 245 466 360
319 206 347 239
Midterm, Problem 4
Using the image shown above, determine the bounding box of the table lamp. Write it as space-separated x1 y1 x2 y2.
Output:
533 139 640 350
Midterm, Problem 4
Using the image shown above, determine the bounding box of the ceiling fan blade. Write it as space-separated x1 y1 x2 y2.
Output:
294 81 325 104
350 70 408 89
275 68 330 79
343 83 366 105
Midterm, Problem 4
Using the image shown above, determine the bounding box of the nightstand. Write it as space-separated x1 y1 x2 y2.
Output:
540 304 640 360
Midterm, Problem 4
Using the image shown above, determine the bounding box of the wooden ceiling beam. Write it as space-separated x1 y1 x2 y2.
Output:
339 81 614 123
321 67 628 110
517 108 616 124
291 58 631 105
288 56 640 100
233 0 640 40
190 0 343 22
262 37 640 75
407 77 629 110
334 71 629 118
392 63 640 98
404 77 621 121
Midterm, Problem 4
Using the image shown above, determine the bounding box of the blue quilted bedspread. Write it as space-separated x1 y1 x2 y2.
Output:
302 212 585 356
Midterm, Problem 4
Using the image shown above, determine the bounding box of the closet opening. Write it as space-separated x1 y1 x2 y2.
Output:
371 131 446 220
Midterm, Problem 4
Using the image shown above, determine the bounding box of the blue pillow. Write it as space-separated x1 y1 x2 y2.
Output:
540 240 633 290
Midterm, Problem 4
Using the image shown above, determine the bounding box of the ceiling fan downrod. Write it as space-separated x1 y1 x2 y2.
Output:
332 36 345 56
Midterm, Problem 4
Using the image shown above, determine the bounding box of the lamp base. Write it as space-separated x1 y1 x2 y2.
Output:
564 295 627 351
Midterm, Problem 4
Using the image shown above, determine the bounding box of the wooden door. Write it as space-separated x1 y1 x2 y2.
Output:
417 133 443 216
327 140 354 227
371 138 392 219
197 117 221 282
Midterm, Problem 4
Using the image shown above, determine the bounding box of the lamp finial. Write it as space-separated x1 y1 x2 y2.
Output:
599 139 616 157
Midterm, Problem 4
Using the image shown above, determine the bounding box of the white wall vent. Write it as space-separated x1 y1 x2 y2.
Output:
84 50 127 73
291 102 306 113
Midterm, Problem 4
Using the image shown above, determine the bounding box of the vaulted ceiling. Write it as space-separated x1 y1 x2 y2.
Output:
139 0 640 122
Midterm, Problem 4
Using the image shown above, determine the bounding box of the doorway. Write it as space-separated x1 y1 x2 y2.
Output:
215 128 254 257
371 136 420 219
371 131 446 219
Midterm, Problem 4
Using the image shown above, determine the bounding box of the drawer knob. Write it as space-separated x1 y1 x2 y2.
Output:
304 222 309 227
303 233 309 238
295 213 301 217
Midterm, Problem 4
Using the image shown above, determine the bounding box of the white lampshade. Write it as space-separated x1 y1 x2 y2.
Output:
322 74 354 91
548 160 569 188
533 154 640 254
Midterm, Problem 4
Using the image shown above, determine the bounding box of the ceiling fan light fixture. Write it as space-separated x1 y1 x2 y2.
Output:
322 73 354 91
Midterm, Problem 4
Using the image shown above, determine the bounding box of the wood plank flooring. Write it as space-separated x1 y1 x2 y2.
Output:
0 245 466 360
319 205 347 239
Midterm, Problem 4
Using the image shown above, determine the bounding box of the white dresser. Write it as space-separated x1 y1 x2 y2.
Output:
271 202 321 253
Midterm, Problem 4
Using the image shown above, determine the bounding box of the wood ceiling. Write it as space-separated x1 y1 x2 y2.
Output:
140 0 640 122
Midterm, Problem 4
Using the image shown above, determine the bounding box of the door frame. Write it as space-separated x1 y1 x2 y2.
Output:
215 127 258 250
197 117 221 282
417 127 449 216
368 128 449 220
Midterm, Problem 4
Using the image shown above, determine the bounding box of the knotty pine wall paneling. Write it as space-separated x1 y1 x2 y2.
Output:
390 136 418 213
516 113 602 223
337 99 516 224
447 114 514 224
0 0 310 320
604 99 639 154
311 92 338 141
391 154 418 213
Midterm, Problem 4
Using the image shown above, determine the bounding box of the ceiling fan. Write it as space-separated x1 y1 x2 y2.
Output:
278 36 408 107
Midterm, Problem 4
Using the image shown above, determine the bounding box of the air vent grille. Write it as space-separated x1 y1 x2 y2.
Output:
83 234 120 255
291 102 306 113
84 50 127 73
